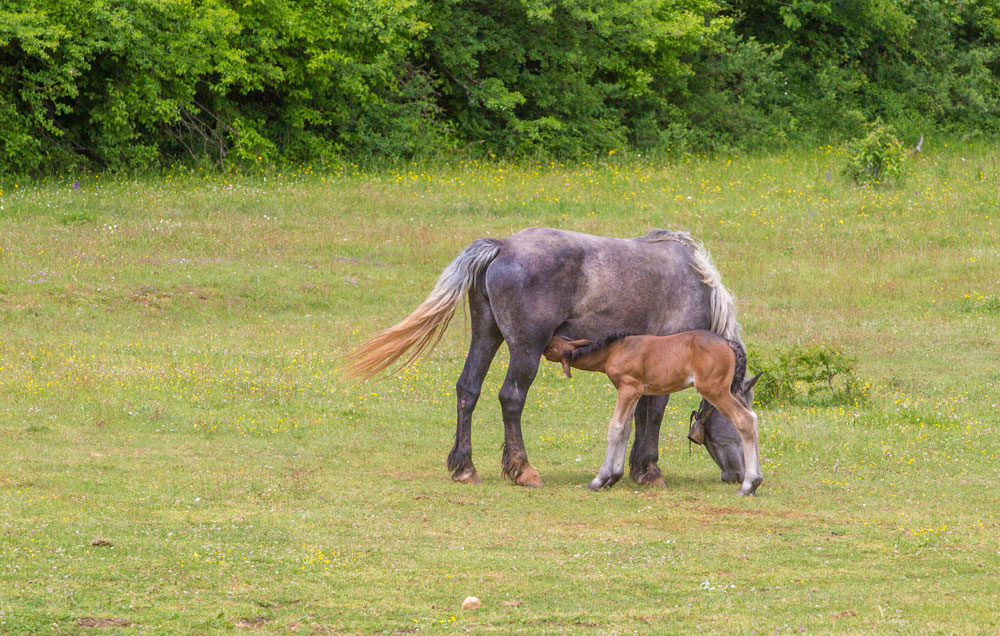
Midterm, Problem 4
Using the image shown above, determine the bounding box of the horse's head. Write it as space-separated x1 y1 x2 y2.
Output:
689 372 762 484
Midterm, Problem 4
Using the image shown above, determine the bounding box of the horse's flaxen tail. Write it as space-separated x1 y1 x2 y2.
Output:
346 238 501 380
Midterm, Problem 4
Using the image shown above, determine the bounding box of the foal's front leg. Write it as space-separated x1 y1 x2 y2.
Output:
589 384 642 490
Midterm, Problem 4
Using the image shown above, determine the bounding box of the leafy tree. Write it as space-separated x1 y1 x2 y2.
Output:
1 0 998 175
421 0 726 156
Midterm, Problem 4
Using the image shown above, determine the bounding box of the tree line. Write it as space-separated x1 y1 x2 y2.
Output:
1 0 997 175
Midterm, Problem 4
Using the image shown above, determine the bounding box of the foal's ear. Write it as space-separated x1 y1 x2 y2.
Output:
566 339 591 349
560 358 573 378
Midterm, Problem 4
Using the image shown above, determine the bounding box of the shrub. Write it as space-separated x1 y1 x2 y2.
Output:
843 122 908 186
747 344 868 407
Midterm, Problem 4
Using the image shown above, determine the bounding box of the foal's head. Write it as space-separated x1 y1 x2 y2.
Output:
542 336 592 377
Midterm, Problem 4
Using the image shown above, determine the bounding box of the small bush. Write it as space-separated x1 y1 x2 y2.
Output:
843 122 908 186
747 344 868 407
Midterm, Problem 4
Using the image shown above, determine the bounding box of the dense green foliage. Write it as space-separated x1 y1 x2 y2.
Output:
2 0 998 174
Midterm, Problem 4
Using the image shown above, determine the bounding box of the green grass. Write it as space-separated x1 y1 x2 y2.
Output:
1 144 998 634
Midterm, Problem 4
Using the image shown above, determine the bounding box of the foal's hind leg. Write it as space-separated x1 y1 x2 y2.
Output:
589 382 642 490
704 390 763 496
448 288 503 484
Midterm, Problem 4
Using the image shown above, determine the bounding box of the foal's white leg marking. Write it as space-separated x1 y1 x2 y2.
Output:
709 394 763 496
609 414 633 479
589 390 639 490
737 410 764 496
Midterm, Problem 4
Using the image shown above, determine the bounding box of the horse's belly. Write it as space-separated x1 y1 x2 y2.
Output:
642 378 693 396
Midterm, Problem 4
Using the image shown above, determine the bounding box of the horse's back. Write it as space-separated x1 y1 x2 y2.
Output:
493 228 693 290
483 228 712 342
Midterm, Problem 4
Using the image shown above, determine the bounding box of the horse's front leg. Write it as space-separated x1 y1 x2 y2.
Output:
630 394 669 487
589 384 642 490
498 349 544 487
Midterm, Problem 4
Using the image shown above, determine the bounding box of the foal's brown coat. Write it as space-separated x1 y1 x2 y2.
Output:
544 331 763 495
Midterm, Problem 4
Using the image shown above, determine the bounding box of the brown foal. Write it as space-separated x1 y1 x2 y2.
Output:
543 331 763 496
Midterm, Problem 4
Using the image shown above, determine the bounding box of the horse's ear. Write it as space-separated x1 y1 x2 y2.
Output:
743 371 763 393
566 339 591 349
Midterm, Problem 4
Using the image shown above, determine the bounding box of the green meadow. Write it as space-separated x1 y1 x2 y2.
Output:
1 145 997 634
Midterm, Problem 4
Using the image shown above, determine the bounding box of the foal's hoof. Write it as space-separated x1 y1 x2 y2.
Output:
514 465 543 488
587 473 621 491
737 477 763 496
452 466 482 485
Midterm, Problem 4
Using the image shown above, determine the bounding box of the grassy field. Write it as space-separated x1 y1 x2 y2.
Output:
1 144 998 635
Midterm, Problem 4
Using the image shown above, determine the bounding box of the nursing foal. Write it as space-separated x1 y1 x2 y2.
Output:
544 331 763 496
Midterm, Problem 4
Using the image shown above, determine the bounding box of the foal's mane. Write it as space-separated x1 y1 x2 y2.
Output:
566 332 635 360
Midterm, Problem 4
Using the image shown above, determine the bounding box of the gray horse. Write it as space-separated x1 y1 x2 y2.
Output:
348 227 752 488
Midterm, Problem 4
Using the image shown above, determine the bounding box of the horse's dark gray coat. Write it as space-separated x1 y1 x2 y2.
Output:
446 227 746 485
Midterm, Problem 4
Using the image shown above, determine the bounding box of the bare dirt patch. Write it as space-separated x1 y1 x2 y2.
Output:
77 617 132 628
236 616 273 629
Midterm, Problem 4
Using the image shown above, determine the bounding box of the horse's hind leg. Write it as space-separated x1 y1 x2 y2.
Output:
498 347 545 487
448 288 503 484
705 391 763 496
630 395 669 487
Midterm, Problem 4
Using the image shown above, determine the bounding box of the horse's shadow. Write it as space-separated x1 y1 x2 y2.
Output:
534 466 718 490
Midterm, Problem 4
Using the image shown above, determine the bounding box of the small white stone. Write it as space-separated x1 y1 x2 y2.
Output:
461 596 482 611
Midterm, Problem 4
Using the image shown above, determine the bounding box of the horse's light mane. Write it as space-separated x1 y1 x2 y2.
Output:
637 229 742 343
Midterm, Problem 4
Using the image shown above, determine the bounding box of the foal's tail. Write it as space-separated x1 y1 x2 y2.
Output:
727 338 748 401
346 238 501 380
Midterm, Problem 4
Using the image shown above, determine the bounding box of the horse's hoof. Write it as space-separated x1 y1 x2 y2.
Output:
721 471 744 484
637 474 666 488
515 465 543 488
452 466 482 484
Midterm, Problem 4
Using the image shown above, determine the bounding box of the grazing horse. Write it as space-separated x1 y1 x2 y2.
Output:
347 227 747 487
543 332 763 495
